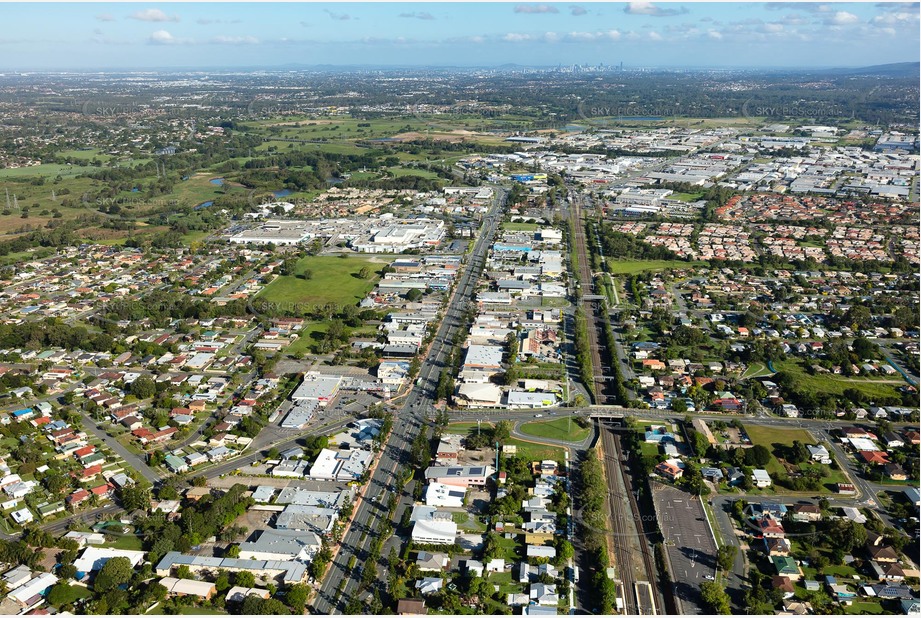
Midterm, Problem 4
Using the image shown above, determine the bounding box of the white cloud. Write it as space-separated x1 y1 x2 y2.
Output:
130 8 180 23
324 10 353 21
871 10 920 25
570 5 588 15
648 30 663 40
624 2 688 17
211 35 259 45
514 4 559 13
95 13 115 22
826 11 860 25
762 22 785 32
707 29 723 39
398 11 436 20
148 29 176 44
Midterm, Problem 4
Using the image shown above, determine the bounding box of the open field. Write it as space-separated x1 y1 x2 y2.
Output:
519 417 590 442
607 258 706 275
503 222 540 232
504 438 567 463
773 359 905 400
743 423 815 477
257 255 390 308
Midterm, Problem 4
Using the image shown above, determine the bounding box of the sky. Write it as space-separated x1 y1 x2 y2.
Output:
1 2 919 70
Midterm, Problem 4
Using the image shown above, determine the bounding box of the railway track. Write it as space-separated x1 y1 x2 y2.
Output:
570 198 611 404
600 421 659 615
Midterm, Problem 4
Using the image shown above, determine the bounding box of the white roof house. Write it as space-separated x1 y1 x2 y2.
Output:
8 572 57 606
424 482 466 508
411 519 458 546
73 547 146 573
159 577 217 599
752 469 772 488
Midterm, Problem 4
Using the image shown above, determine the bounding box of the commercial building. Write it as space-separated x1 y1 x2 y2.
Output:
155 551 307 584
291 373 342 407
424 465 495 488
159 578 217 600
238 529 323 562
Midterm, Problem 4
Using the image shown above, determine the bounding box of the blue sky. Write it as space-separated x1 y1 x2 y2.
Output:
1 2 918 70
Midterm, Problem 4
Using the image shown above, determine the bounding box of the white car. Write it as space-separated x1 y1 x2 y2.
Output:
704 575 715 581
534 414 543 418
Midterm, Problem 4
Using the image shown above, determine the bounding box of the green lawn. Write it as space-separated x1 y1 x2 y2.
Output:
503 222 540 232
773 359 905 400
257 255 390 307
504 438 566 463
519 417 589 443
670 192 704 202
284 322 331 356
842 602 884 615
447 422 492 433
607 259 706 275
743 423 815 476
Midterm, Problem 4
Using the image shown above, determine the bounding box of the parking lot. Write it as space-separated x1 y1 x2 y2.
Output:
652 482 718 615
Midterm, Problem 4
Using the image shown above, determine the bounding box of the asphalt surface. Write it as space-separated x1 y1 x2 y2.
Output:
653 483 717 616
310 187 506 614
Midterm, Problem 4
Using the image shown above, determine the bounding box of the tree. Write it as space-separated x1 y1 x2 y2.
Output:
129 375 156 400
235 571 256 588
748 444 772 467
671 398 688 413
285 584 309 612
117 485 150 511
94 556 134 594
357 266 372 280
716 545 738 572
700 581 731 614
493 420 512 444
47 583 84 608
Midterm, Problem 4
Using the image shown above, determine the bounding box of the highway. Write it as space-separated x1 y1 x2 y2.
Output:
310 188 505 614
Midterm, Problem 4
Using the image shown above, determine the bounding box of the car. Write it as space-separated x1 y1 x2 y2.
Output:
704 575 715 581
534 414 543 418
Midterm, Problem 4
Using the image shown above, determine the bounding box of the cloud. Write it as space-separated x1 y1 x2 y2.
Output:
624 2 688 17
570 5 588 15
196 18 241 25
398 11 435 20
299 21 311 27
825 10 860 24
130 9 179 23
324 9 353 20
706 29 723 39
874 2 919 10
648 30 663 40
764 3 832 12
514 4 559 13
211 35 259 44
95 13 115 22
148 29 177 44
870 10 919 25
503 32 534 41
565 29 621 41
762 22 785 32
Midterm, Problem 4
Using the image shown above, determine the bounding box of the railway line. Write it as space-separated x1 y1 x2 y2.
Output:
570 197 612 404
599 420 660 615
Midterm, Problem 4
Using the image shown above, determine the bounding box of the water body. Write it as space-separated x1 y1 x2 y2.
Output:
326 177 345 186
210 178 224 186
194 201 214 211
273 189 292 198
615 116 663 121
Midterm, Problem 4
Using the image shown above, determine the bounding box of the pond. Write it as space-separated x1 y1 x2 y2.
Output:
194 201 214 211
210 178 224 186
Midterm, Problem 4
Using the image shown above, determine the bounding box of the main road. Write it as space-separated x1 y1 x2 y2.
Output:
310 187 506 614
